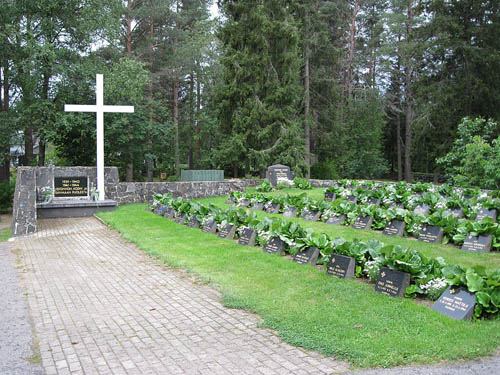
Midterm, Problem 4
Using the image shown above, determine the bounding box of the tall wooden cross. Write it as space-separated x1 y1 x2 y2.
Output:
64 74 134 201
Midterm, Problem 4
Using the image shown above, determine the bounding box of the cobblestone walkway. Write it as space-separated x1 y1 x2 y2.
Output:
16 217 349 375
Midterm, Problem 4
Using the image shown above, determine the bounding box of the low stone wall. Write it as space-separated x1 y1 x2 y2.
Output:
12 165 261 236
309 179 337 188
107 179 261 205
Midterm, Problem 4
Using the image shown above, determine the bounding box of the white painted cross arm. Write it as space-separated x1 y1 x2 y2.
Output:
64 105 134 113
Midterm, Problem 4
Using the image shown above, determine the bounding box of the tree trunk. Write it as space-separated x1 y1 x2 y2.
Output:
0 63 10 182
396 112 402 181
173 80 180 177
304 20 311 179
347 0 359 99
404 0 413 183
146 16 154 182
24 128 34 166
188 74 194 169
195 69 201 166
125 0 134 181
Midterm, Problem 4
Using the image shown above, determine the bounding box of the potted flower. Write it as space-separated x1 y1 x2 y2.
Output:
40 187 54 204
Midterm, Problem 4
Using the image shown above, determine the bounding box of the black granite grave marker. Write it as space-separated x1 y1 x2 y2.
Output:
476 208 497 222
324 192 336 201
414 204 430 215
163 207 175 219
266 203 281 214
293 247 319 266
187 216 201 228
202 219 217 234
367 198 380 206
390 202 405 209
54 176 88 197
225 197 233 204
461 234 492 253
432 286 475 320
325 215 346 225
418 225 444 243
326 254 355 279
345 195 357 203
383 220 405 237
301 209 321 222
375 267 410 297
237 199 250 207
352 216 373 230
283 206 298 218
250 202 264 211
263 237 285 255
266 164 294 187
447 208 464 218
238 228 256 246
217 224 236 239
174 213 187 224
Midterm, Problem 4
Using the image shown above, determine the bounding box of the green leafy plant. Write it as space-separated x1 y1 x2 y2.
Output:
256 179 273 192
293 177 313 190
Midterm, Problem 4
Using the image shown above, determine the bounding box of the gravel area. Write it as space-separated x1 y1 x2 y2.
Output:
0 240 44 375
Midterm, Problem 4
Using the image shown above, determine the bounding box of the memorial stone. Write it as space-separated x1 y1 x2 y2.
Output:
345 195 357 203
293 247 320 266
54 176 88 197
237 199 250 208
325 215 346 225
202 219 218 233
390 202 405 209
418 225 444 243
352 216 373 230
461 234 492 253
375 267 410 298
250 202 264 211
447 208 464 218
301 209 321 222
432 286 475 320
367 198 380 206
188 216 201 228
174 212 187 224
476 208 497 222
217 224 236 239
414 204 430 215
283 206 298 218
238 228 256 246
263 237 285 255
383 220 405 237
326 254 355 279
324 192 336 201
266 164 294 187
265 203 281 214
163 207 175 219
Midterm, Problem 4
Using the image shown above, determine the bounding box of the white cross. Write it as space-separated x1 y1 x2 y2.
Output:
64 74 134 201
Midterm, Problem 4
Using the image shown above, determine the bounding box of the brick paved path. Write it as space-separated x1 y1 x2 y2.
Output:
16 217 349 375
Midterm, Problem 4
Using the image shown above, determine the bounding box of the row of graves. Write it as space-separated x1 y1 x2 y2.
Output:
228 182 499 253
150 199 476 320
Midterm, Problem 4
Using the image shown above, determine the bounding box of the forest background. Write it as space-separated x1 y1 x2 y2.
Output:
1 0 499 184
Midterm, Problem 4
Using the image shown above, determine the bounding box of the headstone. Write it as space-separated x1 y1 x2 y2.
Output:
447 208 464 218
367 198 380 206
382 220 405 237
418 225 444 243
345 195 357 203
352 216 373 230
163 207 175 219
300 209 321 222
225 197 233 204
324 192 336 201
265 203 281 214
266 164 294 187
283 206 298 218
326 254 355 279
202 219 217 234
237 199 250 208
187 216 201 228
174 212 187 224
476 208 497 222
293 247 320 266
238 228 256 246
54 176 88 197
263 237 285 255
250 202 264 211
217 224 236 239
414 204 430 215
390 202 405 209
374 267 410 298
432 286 475 320
325 215 346 225
461 234 492 253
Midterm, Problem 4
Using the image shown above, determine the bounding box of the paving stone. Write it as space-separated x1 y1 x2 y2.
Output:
16 217 349 374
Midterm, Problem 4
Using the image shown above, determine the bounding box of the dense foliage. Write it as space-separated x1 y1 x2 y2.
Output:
1 1 499 183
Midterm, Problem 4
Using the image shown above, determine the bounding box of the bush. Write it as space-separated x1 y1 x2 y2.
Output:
293 177 312 190
310 161 339 180
256 179 273 192
0 179 15 213
166 175 179 182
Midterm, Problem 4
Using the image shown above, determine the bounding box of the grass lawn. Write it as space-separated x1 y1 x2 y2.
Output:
97 202 500 369
0 227 11 242
199 187 500 271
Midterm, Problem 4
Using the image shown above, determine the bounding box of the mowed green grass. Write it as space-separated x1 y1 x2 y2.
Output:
97 203 500 368
198 187 500 271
